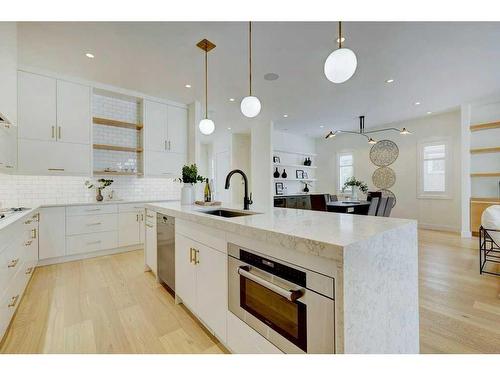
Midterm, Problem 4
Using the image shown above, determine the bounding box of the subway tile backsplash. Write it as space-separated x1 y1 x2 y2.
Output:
0 174 180 208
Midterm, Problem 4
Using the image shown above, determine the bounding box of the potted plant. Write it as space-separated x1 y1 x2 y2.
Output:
342 177 368 201
177 164 205 205
85 178 114 202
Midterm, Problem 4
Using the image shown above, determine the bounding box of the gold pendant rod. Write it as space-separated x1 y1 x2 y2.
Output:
249 21 252 96
338 21 342 48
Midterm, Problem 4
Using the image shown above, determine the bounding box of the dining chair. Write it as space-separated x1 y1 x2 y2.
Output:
376 197 388 216
310 194 328 211
384 197 395 217
367 197 379 216
367 191 382 202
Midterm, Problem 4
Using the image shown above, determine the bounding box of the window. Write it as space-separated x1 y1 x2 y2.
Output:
338 152 354 192
418 139 451 198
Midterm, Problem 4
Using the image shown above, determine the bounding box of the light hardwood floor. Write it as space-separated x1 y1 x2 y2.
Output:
0 250 226 354
1 229 499 354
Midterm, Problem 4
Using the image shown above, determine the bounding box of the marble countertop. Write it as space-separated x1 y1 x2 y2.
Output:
0 199 175 231
146 201 416 259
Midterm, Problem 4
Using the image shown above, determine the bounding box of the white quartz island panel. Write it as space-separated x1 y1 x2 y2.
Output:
146 201 419 354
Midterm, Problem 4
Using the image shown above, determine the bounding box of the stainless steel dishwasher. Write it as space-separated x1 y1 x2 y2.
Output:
157 213 175 293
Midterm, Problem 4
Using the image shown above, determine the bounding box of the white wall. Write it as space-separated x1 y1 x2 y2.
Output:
252 122 273 211
0 22 17 125
231 133 251 205
316 110 462 232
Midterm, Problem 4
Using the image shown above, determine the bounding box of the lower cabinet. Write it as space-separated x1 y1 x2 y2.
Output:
175 232 227 342
144 210 157 275
118 211 143 247
39 207 66 260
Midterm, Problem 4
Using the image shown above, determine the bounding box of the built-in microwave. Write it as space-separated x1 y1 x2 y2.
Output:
227 243 335 354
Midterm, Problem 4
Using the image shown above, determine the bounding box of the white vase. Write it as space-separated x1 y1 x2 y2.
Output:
181 184 195 205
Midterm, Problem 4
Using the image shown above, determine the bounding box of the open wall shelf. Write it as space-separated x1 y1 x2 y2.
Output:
93 116 143 130
470 147 500 154
93 144 143 153
470 121 500 132
470 172 500 177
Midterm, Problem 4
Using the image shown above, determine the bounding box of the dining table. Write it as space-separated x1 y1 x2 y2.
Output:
326 200 371 215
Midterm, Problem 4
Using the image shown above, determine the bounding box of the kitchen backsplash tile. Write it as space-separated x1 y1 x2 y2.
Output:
0 174 180 208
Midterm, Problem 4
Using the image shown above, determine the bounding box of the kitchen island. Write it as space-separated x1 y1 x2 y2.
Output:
146 201 419 354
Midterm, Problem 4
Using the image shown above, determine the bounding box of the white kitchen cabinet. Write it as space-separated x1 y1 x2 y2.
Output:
144 100 187 177
175 232 197 310
56 80 91 145
175 233 227 341
167 105 188 154
39 207 66 260
0 124 17 171
118 212 142 247
18 138 90 175
144 210 157 275
144 100 167 152
18 71 57 142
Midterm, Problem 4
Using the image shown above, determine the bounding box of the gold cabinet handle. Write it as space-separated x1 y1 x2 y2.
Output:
24 240 33 246
58 126 62 140
24 219 32 225
136 214 139 222
48 168 65 171
31 228 37 239
8 258 19 268
189 248 195 264
86 222 102 226
8 295 19 308
25 267 33 275
194 249 200 265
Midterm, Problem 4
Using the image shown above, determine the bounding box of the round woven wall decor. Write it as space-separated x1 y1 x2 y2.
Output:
369 140 399 167
372 167 396 189
377 189 396 207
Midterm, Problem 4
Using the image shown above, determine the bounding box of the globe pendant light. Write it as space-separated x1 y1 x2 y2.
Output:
197 39 216 135
324 21 357 84
241 22 261 118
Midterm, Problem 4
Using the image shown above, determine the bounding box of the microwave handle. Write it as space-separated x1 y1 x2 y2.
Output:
238 266 303 302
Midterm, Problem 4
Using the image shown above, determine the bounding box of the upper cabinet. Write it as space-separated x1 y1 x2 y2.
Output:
167 105 188 154
18 71 57 142
144 100 188 177
56 80 91 144
0 124 17 171
18 71 90 145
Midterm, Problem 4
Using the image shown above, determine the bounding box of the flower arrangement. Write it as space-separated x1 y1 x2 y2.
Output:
177 164 205 184
85 178 114 201
342 177 368 194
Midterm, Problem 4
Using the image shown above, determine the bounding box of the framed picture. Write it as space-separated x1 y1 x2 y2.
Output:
273 156 280 164
275 182 284 195
296 170 305 179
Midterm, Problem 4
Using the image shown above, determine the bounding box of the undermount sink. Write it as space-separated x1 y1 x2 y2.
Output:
199 209 258 218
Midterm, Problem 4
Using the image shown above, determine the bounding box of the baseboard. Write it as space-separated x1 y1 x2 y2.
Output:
37 244 144 267
418 223 460 233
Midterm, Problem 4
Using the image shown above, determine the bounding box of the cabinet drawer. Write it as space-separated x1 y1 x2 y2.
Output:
66 204 118 216
66 214 118 235
0 241 24 292
119 203 145 213
66 231 118 256
0 264 29 341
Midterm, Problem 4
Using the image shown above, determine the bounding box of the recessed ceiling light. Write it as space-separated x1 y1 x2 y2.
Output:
85 53 94 59
320 125 324 128
336 37 346 43
414 101 421 106
426 111 432 115
185 84 192 88
227 127 232 130
229 98 235 102
264 73 279 81
385 79 394 83
283 114 288 118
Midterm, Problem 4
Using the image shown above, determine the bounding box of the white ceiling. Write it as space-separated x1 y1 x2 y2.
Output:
17 22 500 136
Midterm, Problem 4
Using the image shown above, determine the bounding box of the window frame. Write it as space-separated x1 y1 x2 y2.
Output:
417 137 452 200
337 151 354 194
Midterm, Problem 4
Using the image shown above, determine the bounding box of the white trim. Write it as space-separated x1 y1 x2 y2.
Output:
418 223 460 233
37 244 142 266
417 137 453 199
